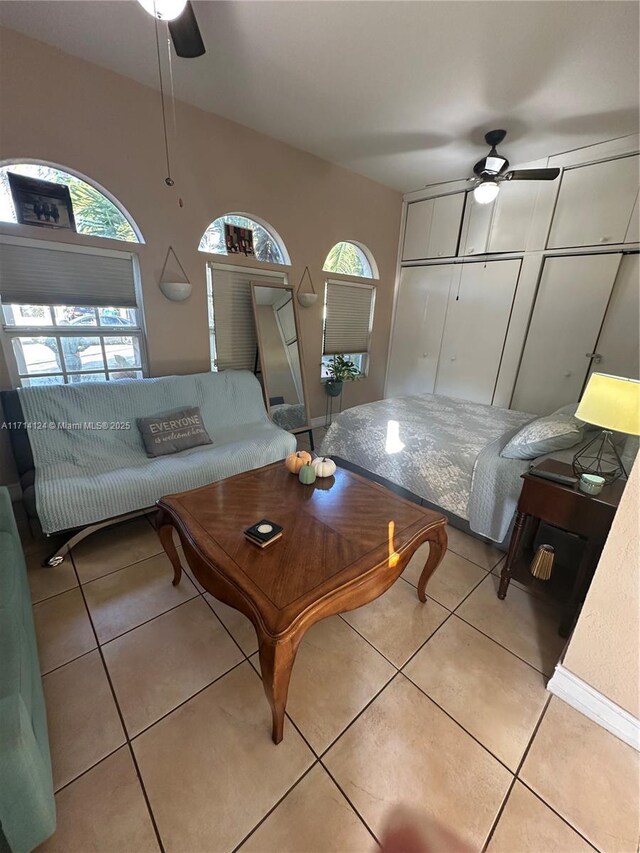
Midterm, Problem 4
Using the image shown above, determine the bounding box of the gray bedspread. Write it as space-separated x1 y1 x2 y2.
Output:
320 393 534 541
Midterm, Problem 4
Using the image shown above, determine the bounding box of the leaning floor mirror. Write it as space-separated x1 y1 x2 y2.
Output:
251 282 312 441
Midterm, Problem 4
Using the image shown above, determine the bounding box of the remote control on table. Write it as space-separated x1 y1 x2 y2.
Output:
528 467 578 487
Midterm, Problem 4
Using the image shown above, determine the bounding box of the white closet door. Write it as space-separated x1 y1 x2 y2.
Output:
427 193 464 258
589 253 640 381
511 253 623 415
434 259 521 405
548 155 639 249
386 265 457 397
403 199 434 260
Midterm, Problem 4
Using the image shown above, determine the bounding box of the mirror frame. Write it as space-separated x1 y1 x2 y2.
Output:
250 281 311 435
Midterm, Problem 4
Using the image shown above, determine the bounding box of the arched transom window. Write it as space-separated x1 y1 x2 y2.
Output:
323 241 376 279
199 213 289 265
0 163 140 243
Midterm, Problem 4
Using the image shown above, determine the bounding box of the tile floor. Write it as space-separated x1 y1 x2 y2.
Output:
21 451 639 852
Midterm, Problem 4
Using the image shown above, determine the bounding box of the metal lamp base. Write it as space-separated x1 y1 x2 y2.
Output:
572 430 627 484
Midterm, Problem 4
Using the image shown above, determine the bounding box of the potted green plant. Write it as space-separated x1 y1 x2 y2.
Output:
324 354 361 397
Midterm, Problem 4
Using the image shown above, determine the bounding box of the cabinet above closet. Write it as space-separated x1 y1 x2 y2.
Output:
402 193 464 261
547 154 639 249
401 149 639 264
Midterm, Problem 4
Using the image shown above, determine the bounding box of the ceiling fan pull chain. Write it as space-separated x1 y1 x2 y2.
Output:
154 16 174 187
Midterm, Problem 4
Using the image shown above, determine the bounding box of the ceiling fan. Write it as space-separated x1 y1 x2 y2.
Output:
138 0 206 58
470 129 560 204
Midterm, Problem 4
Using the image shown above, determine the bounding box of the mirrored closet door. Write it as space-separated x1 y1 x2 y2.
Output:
251 282 310 433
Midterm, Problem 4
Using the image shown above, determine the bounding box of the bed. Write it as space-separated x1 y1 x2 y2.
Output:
320 393 572 543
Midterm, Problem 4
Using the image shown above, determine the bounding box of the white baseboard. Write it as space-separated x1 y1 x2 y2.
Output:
310 416 328 428
548 664 640 752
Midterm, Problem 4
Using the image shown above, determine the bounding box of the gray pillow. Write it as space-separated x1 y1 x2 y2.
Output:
137 407 212 458
501 412 585 460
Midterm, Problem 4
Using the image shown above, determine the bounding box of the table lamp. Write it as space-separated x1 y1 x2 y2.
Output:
573 373 640 482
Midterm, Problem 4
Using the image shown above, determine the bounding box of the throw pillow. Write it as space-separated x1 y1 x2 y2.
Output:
137 407 212 458
501 412 585 460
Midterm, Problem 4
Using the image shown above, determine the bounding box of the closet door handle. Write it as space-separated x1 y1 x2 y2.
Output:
586 352 603 363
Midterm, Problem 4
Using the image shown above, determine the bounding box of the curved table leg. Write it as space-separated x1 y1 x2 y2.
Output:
417 525 448 603
258 634 301 744
156 509 182 586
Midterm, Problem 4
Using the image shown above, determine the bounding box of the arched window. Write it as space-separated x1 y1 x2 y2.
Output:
199 213 289 265
0 162 141 243
323 241 376 278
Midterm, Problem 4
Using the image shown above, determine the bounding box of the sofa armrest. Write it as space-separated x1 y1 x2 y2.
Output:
0 391 35 482
0 695 55 853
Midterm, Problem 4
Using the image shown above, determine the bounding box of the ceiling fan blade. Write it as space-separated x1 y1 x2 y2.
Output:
503 168 560 182
168 1 205 58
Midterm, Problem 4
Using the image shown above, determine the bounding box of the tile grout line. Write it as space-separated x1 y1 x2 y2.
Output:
337 588 449 670
67 548 167 853
199 588 256 661
336 552 493 674
452 608 556 680
78 546 171 587
480 694 554 852
41 646 97 680
511 694 603 849
395 560 493 674
480 776 518 853
515 778 600 852
89 580 200 646
128 657 248 743
52 741 130 797
397 669 518 778
30 582 81 606
318 758 381 848
451 572 561 679
318 670 402 762
235 659 380 851
230 762 320 853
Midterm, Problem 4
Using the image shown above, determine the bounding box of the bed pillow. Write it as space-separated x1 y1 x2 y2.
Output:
137 406 212 458
500 411 585 460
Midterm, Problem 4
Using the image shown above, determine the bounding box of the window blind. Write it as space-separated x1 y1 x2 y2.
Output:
0 241 137 307
210 268 282 371
323 281 375 355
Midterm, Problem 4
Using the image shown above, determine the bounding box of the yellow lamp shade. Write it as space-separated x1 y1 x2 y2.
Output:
575 374 640 436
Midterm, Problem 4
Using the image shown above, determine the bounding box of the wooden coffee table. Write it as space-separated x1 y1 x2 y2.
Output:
156 463 447 743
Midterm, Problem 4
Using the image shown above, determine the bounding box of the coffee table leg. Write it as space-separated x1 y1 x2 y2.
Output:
156 510 182 586
258 635 300 744
417 525 448 603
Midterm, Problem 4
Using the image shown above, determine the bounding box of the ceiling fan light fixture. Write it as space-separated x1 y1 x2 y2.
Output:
138 0 187 21
473 180 500 205
483 153 508 176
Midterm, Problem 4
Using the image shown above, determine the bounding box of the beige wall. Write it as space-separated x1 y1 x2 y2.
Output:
563 458 640 718
0 27 401 485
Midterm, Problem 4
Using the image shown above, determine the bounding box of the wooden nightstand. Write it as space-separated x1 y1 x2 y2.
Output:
498 459 625 636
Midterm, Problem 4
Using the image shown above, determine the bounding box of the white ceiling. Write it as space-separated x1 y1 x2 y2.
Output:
1 1 638 191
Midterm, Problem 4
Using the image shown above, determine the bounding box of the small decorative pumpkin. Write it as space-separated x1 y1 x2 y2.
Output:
285 450 312 474
298 462 317 485
311 456 337 478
